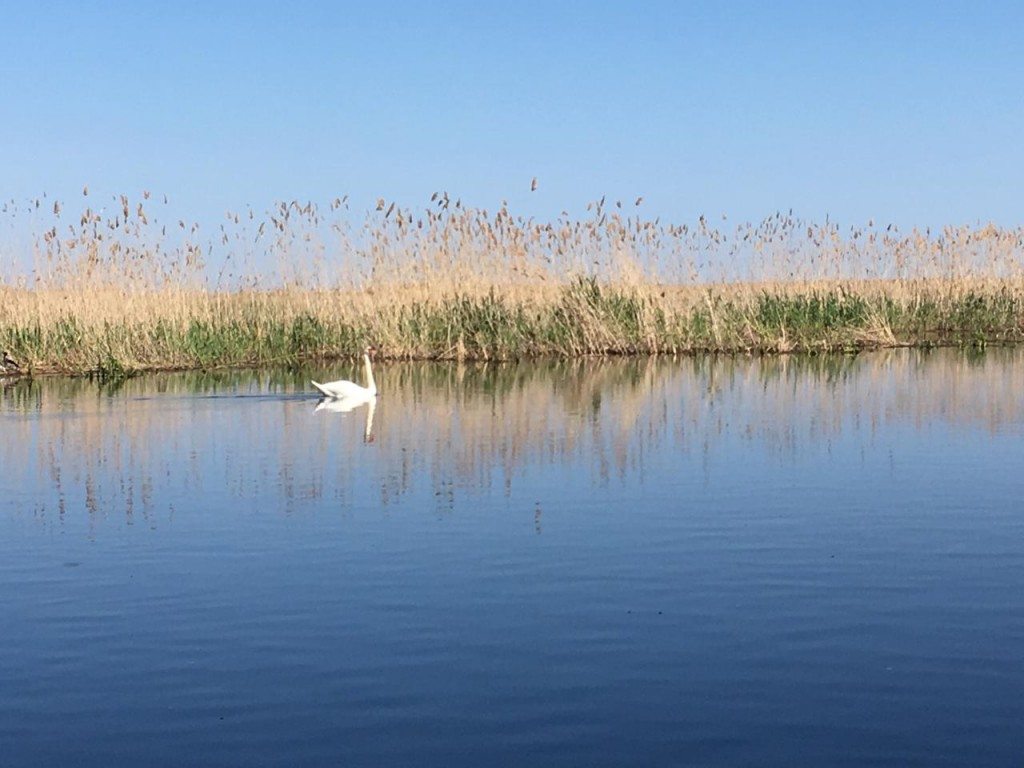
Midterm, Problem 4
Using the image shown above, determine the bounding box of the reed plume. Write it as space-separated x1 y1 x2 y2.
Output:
1 190 1022 375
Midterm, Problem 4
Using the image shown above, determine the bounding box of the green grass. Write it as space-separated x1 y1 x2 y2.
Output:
3 190 1024 376
4 278 1024 377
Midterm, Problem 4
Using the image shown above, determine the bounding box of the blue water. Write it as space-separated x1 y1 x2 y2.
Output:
1 351 1022 766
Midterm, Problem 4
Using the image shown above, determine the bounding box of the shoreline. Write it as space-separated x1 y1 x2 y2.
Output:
0 342 1015 382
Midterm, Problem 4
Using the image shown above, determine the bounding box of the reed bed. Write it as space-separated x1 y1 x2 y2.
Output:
1 190 1023 375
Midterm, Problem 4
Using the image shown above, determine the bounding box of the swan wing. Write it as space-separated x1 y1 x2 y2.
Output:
311 379 370 399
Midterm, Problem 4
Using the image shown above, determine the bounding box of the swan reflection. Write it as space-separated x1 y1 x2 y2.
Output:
314 395 377 443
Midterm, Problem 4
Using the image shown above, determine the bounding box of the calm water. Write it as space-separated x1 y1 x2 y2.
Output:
2 350 1022 766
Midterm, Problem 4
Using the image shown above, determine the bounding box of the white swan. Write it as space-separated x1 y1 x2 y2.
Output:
312 346 377 399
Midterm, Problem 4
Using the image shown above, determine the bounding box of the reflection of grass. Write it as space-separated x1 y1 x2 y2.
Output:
2 191 1024 374
5 349 1022 528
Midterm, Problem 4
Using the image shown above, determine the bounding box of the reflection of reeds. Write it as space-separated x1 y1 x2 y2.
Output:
3 349 1022 529
2 193 1024 373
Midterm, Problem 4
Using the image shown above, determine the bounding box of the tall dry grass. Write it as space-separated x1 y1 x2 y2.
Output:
1 190 1023 374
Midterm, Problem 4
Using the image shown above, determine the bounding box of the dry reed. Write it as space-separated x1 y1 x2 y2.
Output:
1 191 1022 375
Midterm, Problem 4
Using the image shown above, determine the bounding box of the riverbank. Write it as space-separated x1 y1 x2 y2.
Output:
2 277 1022 377
3 194 1023 376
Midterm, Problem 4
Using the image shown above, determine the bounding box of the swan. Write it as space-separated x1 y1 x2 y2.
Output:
311 346 377 399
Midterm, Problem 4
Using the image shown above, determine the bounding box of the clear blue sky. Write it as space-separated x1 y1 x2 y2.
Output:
1 1 1022 227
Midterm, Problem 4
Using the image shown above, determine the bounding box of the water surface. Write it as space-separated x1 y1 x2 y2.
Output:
2 350 1023 766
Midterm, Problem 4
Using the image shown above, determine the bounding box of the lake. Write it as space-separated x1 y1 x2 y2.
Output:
1 350 1022 766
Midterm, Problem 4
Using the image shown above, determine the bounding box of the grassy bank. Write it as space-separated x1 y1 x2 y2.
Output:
3 278 1023 376
1 193 1022 375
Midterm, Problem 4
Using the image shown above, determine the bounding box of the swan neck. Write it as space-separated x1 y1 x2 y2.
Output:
363 354 377 394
